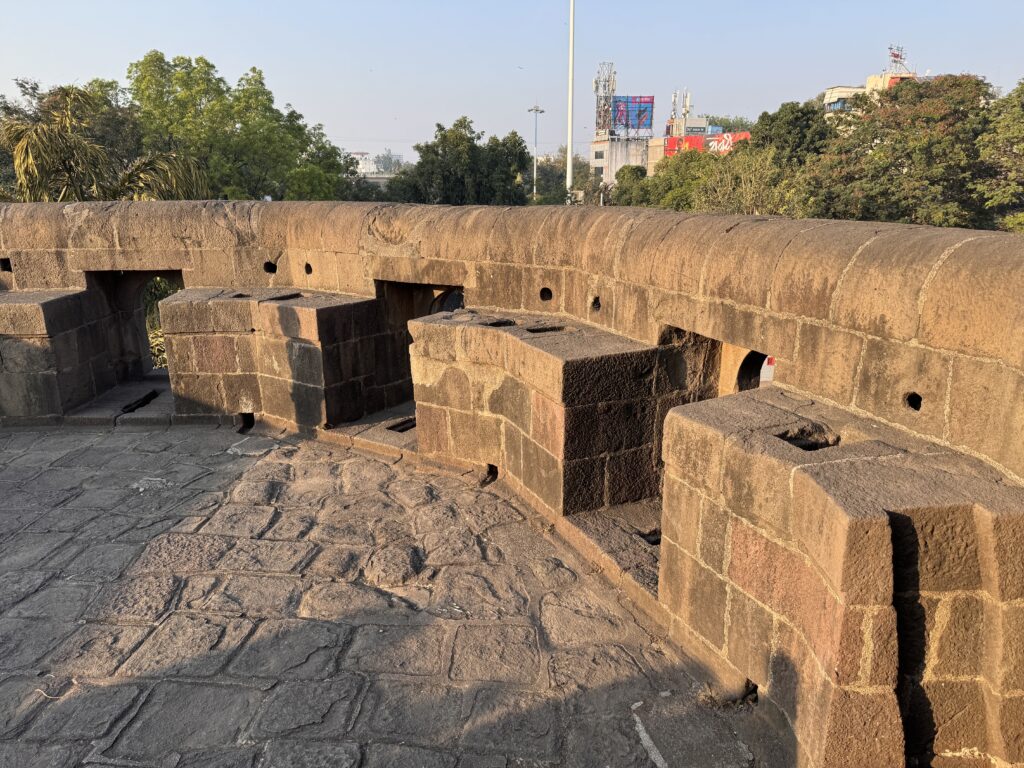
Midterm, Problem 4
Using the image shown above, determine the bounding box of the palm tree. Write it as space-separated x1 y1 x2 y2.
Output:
0 86 207 202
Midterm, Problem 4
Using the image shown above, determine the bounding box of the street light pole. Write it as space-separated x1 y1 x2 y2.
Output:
565 0 575 203
528 104 544 201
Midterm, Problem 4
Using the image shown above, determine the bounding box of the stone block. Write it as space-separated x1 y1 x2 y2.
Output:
487 374 531 433
448 409 501 466
819 687 905 768
918 235 1024 367
662 471 701 556
831 226 972 341
948 358 1024 479
725 585 773 685
728 519 844 671
605 446 660 505
415 403 450 456
769 221 882 319
190 334 240 374
0 371 62 417
663 408 726 500
778 322 865 406
562 399 656 459
563 457 605 514
855 338 949 438
222 373 262 414
522 266 565 313
470 262 524 309
530 390 565 458
521 436 563 512
325 380 366 424
259 375 325 427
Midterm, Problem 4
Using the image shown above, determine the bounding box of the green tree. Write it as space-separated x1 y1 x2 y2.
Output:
700 114 754 132
692 144 791 215
611 165 649 206
632 149 715 210
0 85 206 201
372 148 405 174
976 79 1024 231
126 50 364 200
529 146 601 205
750 99 831 166
800 75 996 228
387 117 531 205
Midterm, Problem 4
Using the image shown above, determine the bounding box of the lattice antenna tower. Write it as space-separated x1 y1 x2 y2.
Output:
888 45 911 74
594 62 616 132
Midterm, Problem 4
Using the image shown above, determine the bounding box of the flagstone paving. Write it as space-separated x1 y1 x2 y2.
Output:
0 425 769 768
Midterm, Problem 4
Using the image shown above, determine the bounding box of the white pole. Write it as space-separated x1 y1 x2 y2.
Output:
566 0 575 202
529 104 544 201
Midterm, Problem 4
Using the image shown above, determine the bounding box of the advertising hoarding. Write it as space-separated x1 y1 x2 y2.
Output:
612 96 655 130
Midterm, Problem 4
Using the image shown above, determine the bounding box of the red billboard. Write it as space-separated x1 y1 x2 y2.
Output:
666 131 750 156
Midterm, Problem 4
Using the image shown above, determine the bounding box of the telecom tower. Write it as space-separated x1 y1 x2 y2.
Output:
593 62 616 133
888 45 912 74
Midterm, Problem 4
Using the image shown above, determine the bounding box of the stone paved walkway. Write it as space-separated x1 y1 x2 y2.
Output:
0 426 764 768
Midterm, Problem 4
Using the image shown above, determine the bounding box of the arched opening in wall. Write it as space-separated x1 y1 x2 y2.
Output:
141 276 183 368
736 351 768 393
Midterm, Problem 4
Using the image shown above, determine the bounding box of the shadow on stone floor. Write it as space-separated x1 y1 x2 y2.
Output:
0 425 798 768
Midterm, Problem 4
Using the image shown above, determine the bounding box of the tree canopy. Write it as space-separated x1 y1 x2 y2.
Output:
0 83 206 202
612 74 1024 232
125 51 375 201
800 75 996 228
386 117 531 205
1 51 375 202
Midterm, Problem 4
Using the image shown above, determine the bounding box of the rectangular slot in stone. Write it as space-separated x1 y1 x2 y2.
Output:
387 417 417 433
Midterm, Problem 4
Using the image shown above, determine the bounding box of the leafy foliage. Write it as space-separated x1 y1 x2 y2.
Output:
800 75 996 227
0 85 207 201
126 51 373 201
618 74 1024 231
750 99 831 166
527 146 600 205
1 51 373 202
386 117 531 205
976 79 1024 231
700 114 755 132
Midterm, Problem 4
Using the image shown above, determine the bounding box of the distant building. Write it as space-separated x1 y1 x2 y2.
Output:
588 63 653 184
647 91 749 173
823 46 927 115
351 151 404 189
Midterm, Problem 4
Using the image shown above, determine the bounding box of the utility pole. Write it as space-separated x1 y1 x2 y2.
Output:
565 0 575 203
528 104 545 201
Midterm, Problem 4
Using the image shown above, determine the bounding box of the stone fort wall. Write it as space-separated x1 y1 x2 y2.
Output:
1 201 1023 766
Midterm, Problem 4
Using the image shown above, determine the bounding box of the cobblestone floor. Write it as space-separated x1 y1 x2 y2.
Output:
0 426 764 768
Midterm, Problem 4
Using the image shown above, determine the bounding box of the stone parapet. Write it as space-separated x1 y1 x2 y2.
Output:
0 289 137 422
161 288 409 428
409 309 691 518
1 202 1021 479
660 387 1024 767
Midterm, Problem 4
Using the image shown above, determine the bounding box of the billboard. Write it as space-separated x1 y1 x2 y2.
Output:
667 132 751 155
612 96 654 130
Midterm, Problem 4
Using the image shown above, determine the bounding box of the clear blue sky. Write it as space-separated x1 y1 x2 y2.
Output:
2 0 1023 160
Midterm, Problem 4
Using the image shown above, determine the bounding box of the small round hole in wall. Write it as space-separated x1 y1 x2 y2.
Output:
591 295 601 311
539 287 553 302
304 263 313 275
904 392 923 411
263 261 278 274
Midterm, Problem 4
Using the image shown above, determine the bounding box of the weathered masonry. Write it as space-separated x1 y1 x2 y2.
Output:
1 201 1023 768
